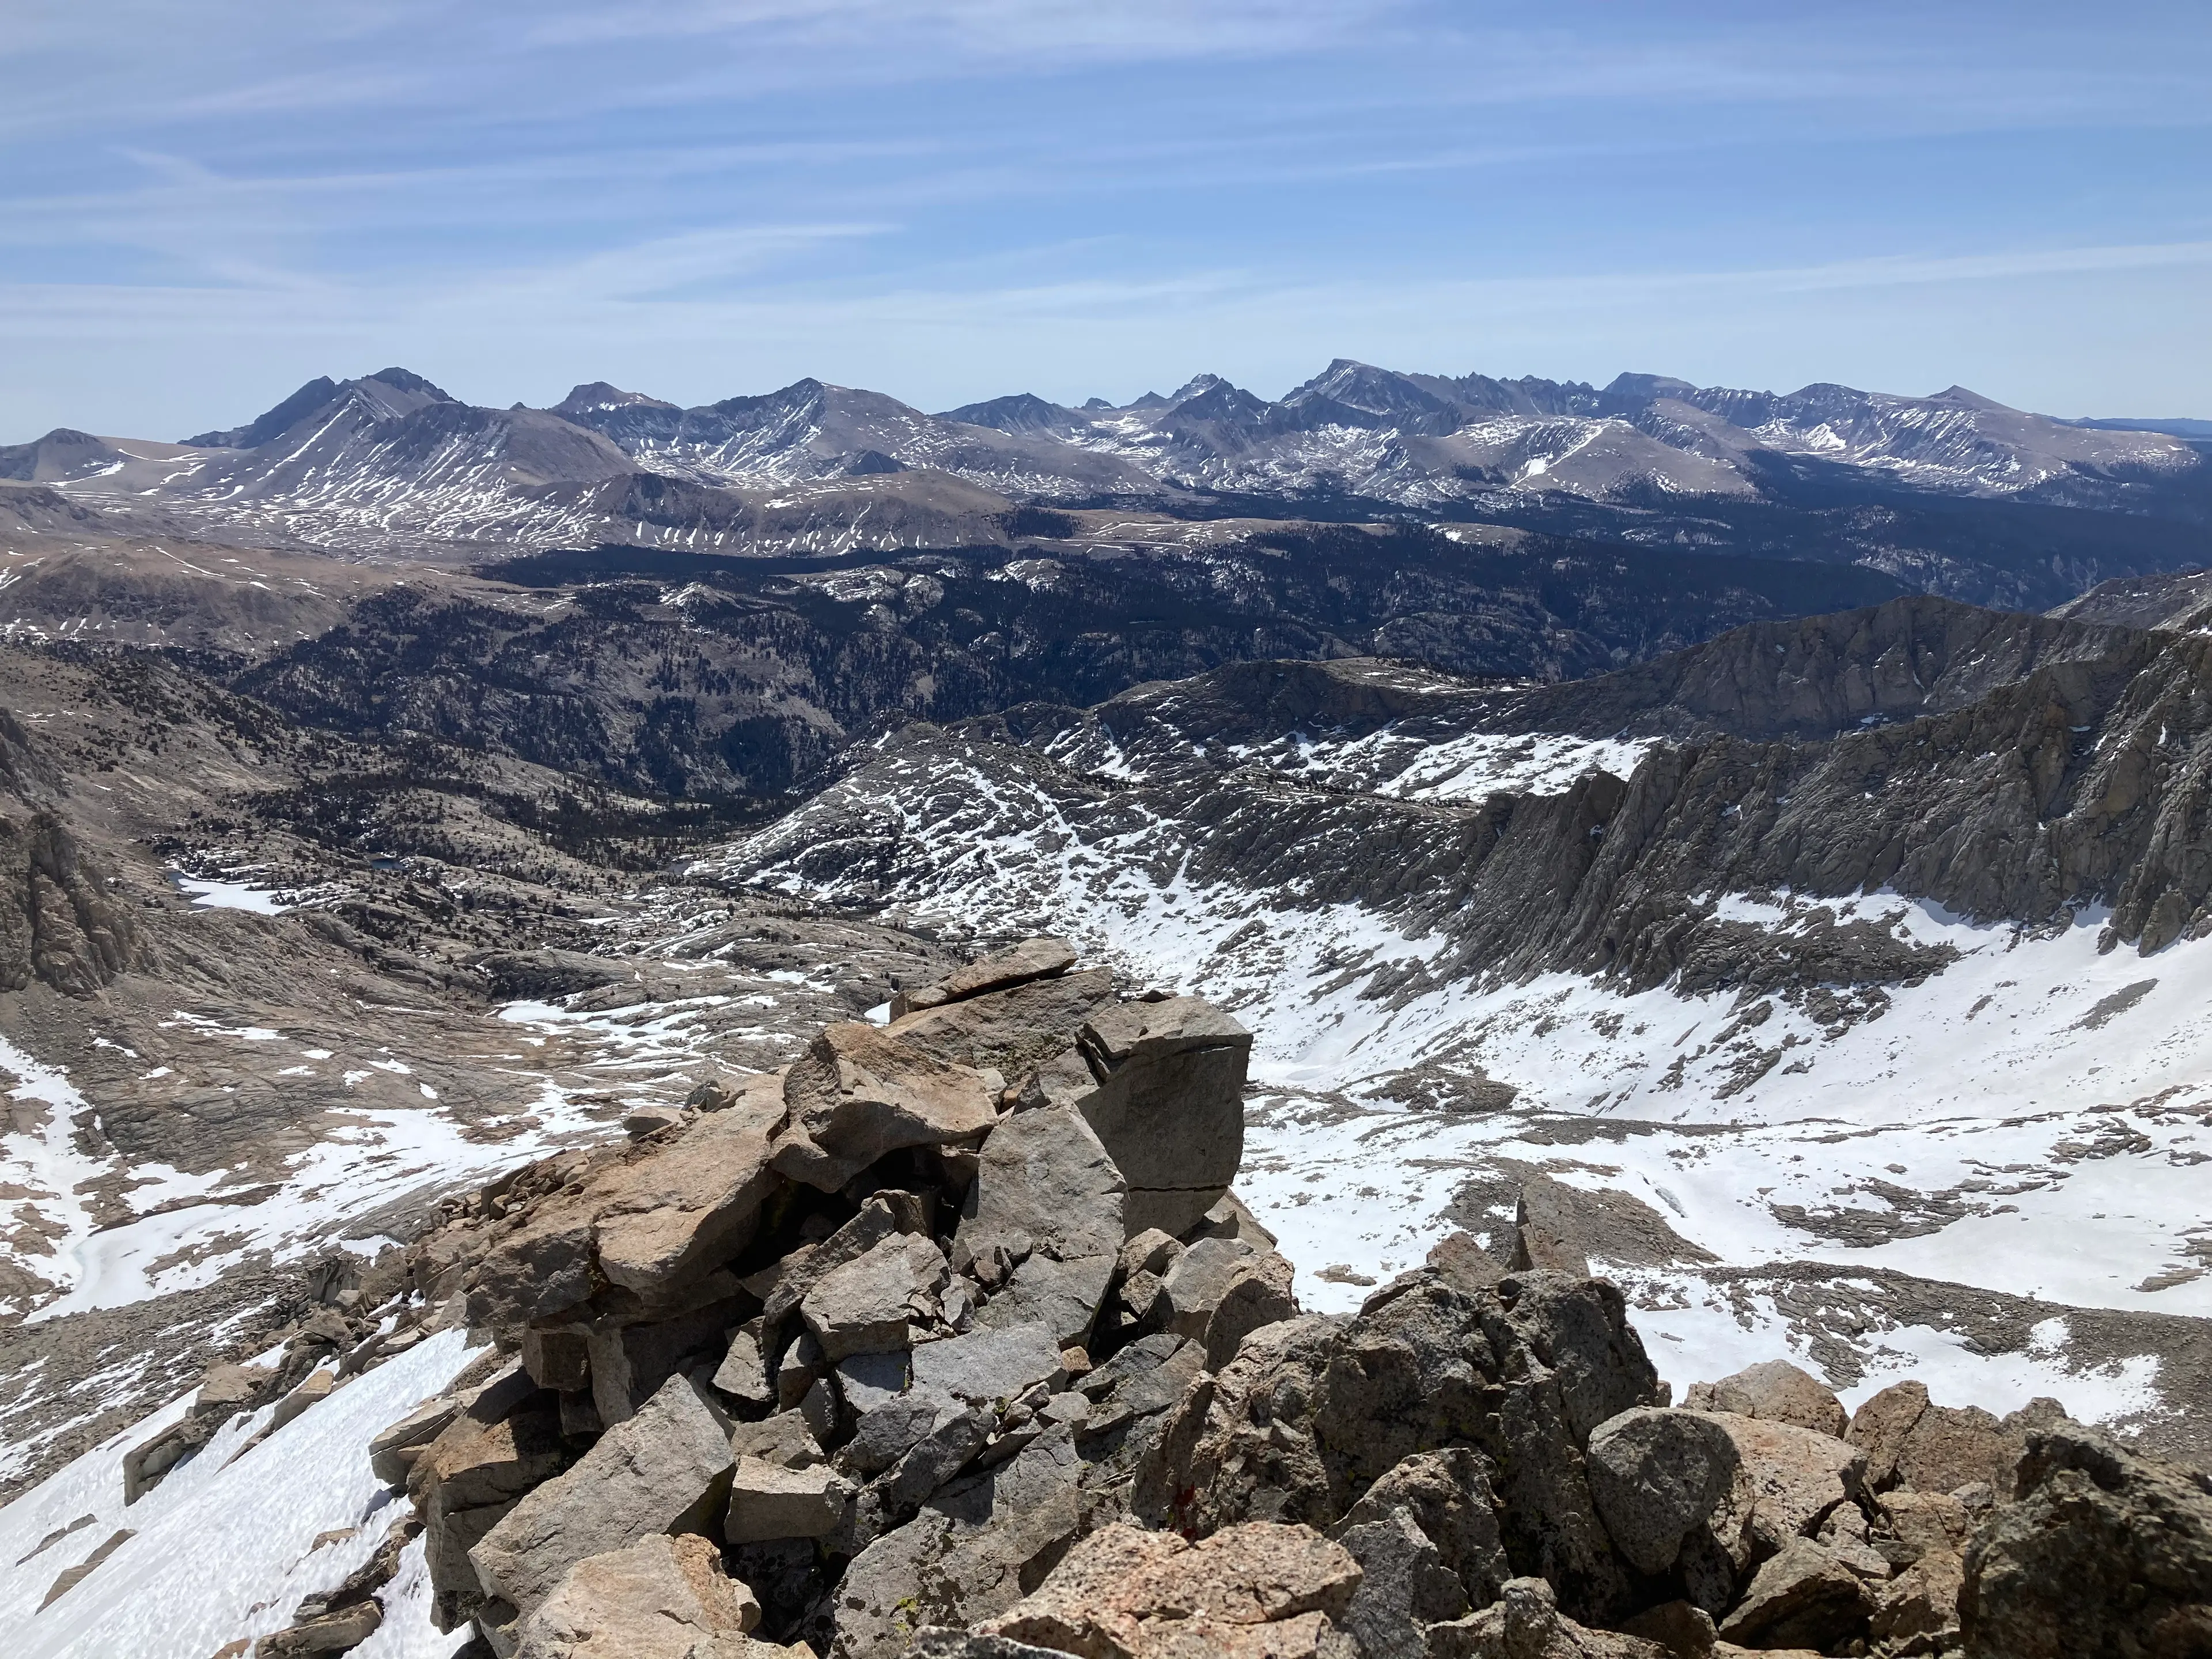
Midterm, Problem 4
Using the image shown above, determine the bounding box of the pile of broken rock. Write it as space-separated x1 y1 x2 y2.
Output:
239 938 2207 1659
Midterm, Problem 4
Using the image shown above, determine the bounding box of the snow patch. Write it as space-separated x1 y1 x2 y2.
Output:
0 1330 480 1659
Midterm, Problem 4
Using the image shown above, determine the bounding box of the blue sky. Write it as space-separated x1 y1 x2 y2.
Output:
5 1 2209 439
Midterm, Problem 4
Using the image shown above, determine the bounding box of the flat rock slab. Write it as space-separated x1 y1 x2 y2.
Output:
194 1361 274 1416
910 1322 1069 1408
471 1375 734 1629
464 1082 785 1332
1076 1048 1247 1240
750 1199 903 1334
846 1387 964 1477
514 1532 760 1659
726 1455 852 1544
593 1088 786 1294
1510 1175 1593 1278
800 1233 949 1360
370 1393 463 1486
713 1328 775 1410
774 1023 997 1191
730 1412 824 1470
895 938 1078 1017
891 968 1122 1080
838 1351 912 1418
1079 998 1252 1067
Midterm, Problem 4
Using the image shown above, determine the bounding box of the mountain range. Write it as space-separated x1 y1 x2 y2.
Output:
4 361 2207 608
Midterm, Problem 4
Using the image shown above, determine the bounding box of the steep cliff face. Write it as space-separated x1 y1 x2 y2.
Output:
0 701 151 999
713 595 2212 980
2051 565 2212 632
0 810 150 996
1494 594 2156 742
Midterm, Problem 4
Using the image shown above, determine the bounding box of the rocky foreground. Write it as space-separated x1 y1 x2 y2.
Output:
67 940 2212 1659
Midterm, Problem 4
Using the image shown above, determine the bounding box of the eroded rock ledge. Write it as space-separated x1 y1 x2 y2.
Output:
201 938 2208 1659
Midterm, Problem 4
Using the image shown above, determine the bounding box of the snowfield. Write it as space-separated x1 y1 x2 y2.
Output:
0 1330 479 1659
0 1021 624 1327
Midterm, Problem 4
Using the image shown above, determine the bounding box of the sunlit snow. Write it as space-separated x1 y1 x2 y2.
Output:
0 1330 479 1659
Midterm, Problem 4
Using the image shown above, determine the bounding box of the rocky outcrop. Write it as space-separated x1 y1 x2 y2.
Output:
410 1366 576 1633
369 941 1297 1656
1846 1380 2065 1497
1158 1237 1297 1369
1680 1359 1847 1439
250 1520 421 1657
892 938 1078 1020
954 1100 1125 1346
1071 997 1251 1237
469 1373 737 1644
350 934 2211 1659
0 808 151 995
1582 1410 1740 1577
772 1023 999 1192
720 596 2212 995
1130 1270 1659 1626
1427 1577 1667 1659
1959 1425 2212 1658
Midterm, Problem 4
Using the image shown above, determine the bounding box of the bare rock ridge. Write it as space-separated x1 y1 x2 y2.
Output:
730 592 2212 995
151 935 2204 1659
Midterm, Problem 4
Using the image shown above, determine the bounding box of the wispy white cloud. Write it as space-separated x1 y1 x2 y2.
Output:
521 0 1400 58
2 0 2208 433
6 232 2207 376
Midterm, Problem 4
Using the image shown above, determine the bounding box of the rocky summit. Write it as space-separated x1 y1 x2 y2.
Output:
2 359 2210 1658
43 940 2205 1659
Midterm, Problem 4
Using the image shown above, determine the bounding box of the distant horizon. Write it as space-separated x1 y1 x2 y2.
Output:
6 3 2206 438
32 358 2209 450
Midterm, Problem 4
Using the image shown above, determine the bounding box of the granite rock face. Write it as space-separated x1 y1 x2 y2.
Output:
800 1233 952 1361
1132 1268 1660 1626
1959 1426 2212 1659
512 1532 762 1659
772 1022 999 1191
1681 1359 1847 1440
1582 1409 1740 1577
891 938 1080 1020
1714 1537 1875 1652
1074 998 1251 1238
469 1374 736 1642
976 1521 1364 1659
956 1100 1125 1347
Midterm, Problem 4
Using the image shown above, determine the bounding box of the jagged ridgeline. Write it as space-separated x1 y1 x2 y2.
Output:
104 941 2207 1659
10 362 2210 609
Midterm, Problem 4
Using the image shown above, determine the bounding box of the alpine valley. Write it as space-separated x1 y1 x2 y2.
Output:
1 360 2210 1659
